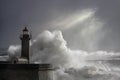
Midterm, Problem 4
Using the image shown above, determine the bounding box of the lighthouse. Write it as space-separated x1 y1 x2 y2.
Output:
0 26 55 80
20 27 31 63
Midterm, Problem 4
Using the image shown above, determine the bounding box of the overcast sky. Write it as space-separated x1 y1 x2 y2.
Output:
0 0 120 52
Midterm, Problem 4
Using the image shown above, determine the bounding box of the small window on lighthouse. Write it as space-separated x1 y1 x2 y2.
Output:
23 31 28 34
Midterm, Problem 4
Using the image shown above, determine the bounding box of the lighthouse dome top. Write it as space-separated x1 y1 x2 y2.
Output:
23 27 28 32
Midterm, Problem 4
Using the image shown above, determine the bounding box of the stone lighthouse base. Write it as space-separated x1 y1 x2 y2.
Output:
0 64 54 80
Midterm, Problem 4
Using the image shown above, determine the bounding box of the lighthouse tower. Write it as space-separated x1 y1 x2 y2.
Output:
20 27 31 63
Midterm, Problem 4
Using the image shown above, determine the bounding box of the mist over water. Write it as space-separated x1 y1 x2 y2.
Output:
47 8 108 52
7 30 120 80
